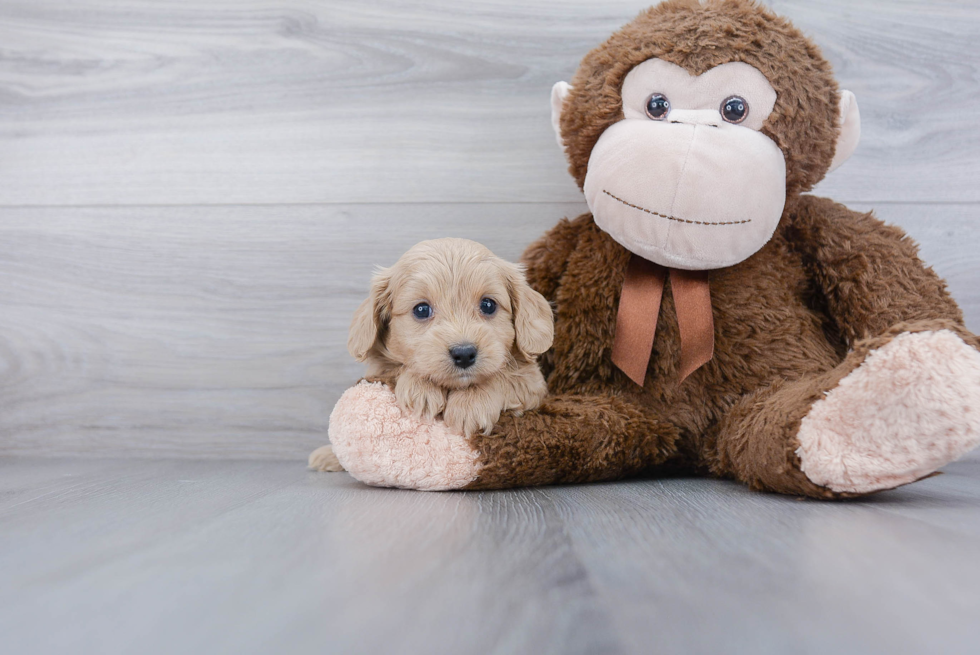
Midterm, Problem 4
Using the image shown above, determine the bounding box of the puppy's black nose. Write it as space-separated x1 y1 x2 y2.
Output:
450 344 478 369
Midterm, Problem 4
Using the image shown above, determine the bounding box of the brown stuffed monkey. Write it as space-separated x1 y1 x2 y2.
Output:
322 0 980 498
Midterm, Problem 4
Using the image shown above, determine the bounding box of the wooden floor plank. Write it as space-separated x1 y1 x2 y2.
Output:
0 0 977 205
858 456 980 538
0 457 132 512
0 458 623 655
0 459 301 583
2 456 979 654
549 459 980 655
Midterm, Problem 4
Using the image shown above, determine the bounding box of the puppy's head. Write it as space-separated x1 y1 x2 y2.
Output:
348 238 554 389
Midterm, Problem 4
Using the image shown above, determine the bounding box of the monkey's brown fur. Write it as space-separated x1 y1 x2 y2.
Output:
455 0 977 497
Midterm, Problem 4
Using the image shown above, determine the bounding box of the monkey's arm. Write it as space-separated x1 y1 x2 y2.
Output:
326 382 680 490
787 195 969 343
464 392 680 488
706 195 980 499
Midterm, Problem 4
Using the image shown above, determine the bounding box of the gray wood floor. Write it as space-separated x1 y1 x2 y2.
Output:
3 453 980 655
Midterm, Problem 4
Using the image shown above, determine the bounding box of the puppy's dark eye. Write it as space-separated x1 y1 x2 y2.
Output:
721 96 749 124
479 298 497 316
413 303 432 320
645 93 670 120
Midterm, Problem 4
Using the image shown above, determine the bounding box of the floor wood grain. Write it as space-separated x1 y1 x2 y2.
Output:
0 201 975 459
2 455 979 655
0 0 977 205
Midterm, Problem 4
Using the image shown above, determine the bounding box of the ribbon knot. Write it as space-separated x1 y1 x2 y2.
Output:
611 254 715 386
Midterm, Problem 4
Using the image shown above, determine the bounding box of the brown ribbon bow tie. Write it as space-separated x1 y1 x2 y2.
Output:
611 254 715 386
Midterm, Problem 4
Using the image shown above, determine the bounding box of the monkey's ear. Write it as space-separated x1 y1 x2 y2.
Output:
505 262 555 359
828 90 861 173
551 81 572 148
347 269 392 361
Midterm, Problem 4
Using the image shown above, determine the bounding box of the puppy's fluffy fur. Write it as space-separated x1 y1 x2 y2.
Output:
348 238 554 436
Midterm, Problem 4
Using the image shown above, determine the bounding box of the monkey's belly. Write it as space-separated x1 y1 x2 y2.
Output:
650 247 843 395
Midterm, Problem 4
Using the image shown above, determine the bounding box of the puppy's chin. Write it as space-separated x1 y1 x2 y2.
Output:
443 372 485 391
421 366 499 391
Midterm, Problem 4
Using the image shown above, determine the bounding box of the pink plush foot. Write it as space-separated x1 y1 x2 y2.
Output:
327 381 482 491
797 330 980 494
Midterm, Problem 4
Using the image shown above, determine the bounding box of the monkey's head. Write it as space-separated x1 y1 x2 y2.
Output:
552 0 860 270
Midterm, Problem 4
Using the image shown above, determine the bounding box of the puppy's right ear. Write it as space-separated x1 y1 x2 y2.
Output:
347 269 392 361
501 261 554 359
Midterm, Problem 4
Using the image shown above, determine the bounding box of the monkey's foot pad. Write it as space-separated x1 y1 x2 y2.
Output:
327 381 481 491
797 330 980 494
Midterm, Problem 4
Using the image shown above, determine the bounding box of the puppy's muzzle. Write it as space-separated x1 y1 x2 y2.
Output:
449 343 478 370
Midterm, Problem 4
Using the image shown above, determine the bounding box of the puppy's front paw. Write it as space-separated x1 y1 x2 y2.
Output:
308 445 345 472
505 365 549 414
395 373 447 421
444 390 502 437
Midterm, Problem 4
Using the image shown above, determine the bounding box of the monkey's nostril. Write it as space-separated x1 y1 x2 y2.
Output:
449 344 478 370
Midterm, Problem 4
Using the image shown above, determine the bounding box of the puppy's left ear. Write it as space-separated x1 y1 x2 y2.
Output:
348 268 393 361
504 262 554 358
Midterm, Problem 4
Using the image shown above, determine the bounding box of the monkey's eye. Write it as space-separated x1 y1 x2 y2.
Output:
413 302 432 320
721 96 749 124
479 298 497 316
645 93 670 120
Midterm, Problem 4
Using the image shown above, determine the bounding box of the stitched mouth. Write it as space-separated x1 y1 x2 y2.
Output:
603 190 751 226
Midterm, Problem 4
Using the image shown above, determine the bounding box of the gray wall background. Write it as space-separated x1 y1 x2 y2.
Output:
1 0 977 459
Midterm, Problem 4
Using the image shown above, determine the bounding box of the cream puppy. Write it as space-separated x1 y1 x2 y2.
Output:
310 238 554 472
355 237 553 433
